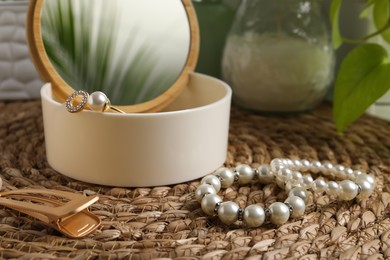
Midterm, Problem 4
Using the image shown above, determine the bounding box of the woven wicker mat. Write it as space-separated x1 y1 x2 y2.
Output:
0 100 390 259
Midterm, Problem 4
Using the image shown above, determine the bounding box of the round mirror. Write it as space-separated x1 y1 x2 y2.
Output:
27 0 199 112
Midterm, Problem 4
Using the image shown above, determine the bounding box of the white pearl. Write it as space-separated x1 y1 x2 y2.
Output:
201 175 221 193
343 168 354 179
88 91 108 112
269 202 290 225
289 187 308 203
356 179 375 199
334 165 347 179
271 159 286 172
215 167 235 188
356 174 376 185
276 168 292 182
201 194 222 216
285 196 305 218
235 164 254 185
334 164 345 172
257 165 274 184
301 175 314 189
355 175 376 199
290 171 303 185
300 160 310 171
285 182 301 192
339 180 359 201
195 184 216 202
322 162 335 175
284 159 294 167
353 170 364 178
312 178 328 193
310 161 322 173
243 204 265 228
326 181 340 196
271 159 284 165
292 160 303 169
217 201 239 225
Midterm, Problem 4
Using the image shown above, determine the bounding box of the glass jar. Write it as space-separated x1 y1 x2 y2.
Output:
222 0 335 113
193 0 237 78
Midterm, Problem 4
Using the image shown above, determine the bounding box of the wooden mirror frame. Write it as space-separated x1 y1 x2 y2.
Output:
27 0 199 113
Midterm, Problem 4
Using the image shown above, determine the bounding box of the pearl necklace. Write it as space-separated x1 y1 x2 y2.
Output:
195 159 376 228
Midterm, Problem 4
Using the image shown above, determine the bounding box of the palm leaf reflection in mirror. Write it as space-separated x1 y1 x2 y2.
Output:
41 0 181 105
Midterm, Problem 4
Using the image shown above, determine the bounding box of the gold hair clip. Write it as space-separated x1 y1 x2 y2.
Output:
65 90 125 113
0 189 101 238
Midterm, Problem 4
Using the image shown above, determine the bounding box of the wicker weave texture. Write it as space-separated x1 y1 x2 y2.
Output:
0 101 390 259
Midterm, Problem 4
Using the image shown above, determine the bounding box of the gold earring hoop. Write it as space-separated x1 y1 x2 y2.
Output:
65 90 125 114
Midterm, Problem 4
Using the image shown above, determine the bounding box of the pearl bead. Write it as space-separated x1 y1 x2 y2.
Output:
334 165 347 179
356 174 375 185
322 162 335 175
289 187 308 203
301 175 314 189
201 175 221 193
290 171 303 185
326 181 340 196
300 160 311 171
334 165 345 172
243 204 265 228
285 196 305 218
312 178 328 193
235 164 254 185
343 168 354 180
277 168 292 181
217 201 239 225
284 159 294 167
310 161 322 173
356 180 375 199
195 184 216 202
201 194 222 216
339 180 359 201
269 202 290 225
292 160 303 168
285 182 301 192
355 175 376 199
257 165 274 184
88 91 109 112
215 168 235 188
353 170 364 178
271 159 286 172
271 158 284 165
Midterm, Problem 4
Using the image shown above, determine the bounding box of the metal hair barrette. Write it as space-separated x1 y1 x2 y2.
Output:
0 189 101 238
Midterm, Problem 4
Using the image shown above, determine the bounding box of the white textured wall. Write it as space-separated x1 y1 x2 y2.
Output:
0 2 43 100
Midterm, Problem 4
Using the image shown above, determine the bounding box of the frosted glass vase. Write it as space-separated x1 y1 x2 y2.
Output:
222 0 335 113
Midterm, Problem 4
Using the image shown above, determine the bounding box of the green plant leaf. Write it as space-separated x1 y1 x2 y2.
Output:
359 0 377 18
333 43 390 132
330 0 343 49
373 0 390 43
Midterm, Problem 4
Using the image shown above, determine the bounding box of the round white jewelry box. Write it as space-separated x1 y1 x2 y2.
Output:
41 73 232 187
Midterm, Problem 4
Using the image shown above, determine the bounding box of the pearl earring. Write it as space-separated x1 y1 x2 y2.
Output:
65 90 124 113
